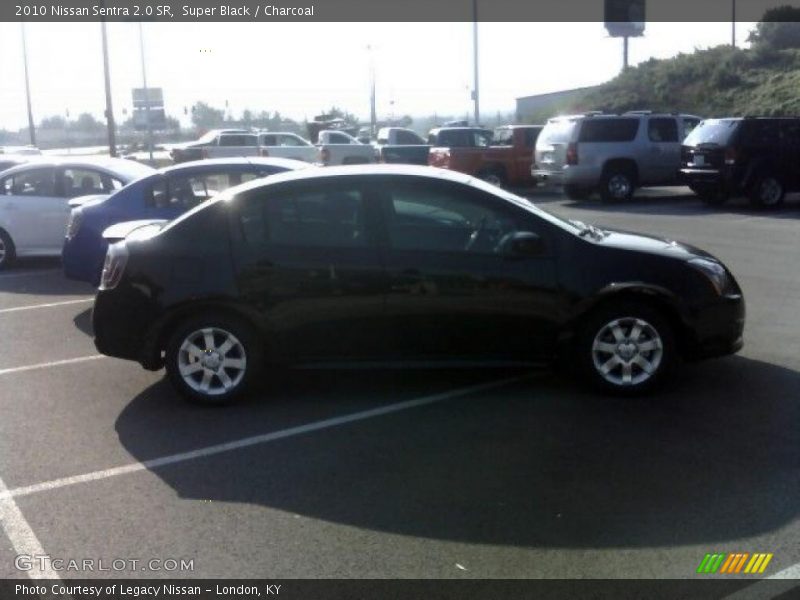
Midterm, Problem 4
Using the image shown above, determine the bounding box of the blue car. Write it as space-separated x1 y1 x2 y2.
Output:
63 157 308 285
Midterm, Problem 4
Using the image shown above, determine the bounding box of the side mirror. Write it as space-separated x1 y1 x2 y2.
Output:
501 231 545 257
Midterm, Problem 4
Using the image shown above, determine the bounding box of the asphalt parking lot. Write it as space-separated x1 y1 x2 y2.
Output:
0 187 798 584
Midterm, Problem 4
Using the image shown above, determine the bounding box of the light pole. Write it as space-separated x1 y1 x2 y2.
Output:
138 22 153 163
731 0 737 48
20 23 36 147
101 20 117 157
472 0 480 125
367 44 377 137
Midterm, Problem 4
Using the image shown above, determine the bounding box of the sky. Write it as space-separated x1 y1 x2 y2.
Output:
0 21 756 130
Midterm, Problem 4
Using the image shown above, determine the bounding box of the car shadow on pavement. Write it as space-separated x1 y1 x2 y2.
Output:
73 307 93 336
115 356 799 548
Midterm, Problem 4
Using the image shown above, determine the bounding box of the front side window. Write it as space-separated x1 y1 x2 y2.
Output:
62 168 118 197
238 184 367 249
648 118 679 143
219 135 257 147
3 168 56 196
382 180 523 255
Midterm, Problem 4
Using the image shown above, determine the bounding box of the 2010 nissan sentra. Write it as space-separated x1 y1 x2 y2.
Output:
92 165 745 404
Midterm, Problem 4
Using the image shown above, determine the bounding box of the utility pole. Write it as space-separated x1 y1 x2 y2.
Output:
21 23 36 147
101 21 117 157
623 35 629 69
472 0 480 126
138 23 153 164
367 44 376 137
731 0 736 48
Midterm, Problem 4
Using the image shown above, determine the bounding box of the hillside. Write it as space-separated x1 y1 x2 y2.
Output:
555 45 800 120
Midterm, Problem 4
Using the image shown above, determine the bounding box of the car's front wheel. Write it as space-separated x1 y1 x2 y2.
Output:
165 315 262 405
578 303 676 395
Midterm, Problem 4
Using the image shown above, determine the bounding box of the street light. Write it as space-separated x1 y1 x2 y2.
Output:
20 23 36 147
472 0 480 125
367 44 377 137
100 20 117 157
138 22 154 163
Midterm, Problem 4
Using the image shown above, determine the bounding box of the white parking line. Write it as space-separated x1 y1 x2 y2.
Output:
0 355 106 377
0 298 93 315
0 375 528 502
0 475 59 580
723 563 800 599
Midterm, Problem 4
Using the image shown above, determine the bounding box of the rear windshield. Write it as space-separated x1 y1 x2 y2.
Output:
538 119 577 145
683 119 740 146
578 118 639 143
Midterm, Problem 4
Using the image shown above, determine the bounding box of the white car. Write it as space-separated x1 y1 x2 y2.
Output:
0 157 154 269
316 130 377 166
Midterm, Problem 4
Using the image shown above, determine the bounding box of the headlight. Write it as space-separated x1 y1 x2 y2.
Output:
99 242 129 291
688 258 730 295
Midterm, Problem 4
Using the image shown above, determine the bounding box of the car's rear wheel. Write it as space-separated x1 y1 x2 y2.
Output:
563 185 591 200
578 302 676 395
690 184 729 206
600 168 636 203
165 315 262 405
0 229 16 270
748 173 785 209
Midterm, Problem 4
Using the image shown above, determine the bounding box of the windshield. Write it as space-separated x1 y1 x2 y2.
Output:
683 119 740 146
196 131 221 144
538 119 578 145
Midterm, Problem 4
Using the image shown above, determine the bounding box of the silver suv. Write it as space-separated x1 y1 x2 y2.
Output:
532 111 701 202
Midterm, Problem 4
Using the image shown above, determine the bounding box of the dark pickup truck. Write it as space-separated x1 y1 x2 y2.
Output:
429 125 542 187
374 127 430 165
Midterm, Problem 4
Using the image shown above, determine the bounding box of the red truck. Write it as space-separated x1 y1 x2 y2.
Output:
428 125 543 187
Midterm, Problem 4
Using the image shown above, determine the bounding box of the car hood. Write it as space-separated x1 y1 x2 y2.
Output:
68 194 109 208
596 228 715 261
102 219 168 241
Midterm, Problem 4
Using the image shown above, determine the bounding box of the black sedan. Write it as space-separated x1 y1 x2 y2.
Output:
92 165 745 404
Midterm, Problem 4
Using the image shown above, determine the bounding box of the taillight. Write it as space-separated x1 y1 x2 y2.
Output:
65 208 83 240
724 147 739 165
320 148 330 165
565 143 578 166
99 242 129 290
260 148 270 157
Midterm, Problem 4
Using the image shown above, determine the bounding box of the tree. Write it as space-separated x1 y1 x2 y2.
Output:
40 115 67 129
73 113 103 133
191 102 225 130
748 6 800 50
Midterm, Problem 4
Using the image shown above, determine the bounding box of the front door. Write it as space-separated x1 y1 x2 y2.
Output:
373 176 561 362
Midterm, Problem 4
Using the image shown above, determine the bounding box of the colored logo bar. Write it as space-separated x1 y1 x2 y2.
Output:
697 553 773 574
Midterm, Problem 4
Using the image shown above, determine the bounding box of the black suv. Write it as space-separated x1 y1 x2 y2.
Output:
681 117 800 208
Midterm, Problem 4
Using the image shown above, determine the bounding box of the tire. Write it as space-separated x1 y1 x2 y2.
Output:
477 168 506 188
165 314 263 405
563 185 591 200
0 229 15 271
599 167 636 203
690 184 729 206
748 173 785 209
576 302 676 395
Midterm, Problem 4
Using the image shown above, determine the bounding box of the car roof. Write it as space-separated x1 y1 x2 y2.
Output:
0 156 154 181
156 156 310 176
217 164 474 197
430 127 491 132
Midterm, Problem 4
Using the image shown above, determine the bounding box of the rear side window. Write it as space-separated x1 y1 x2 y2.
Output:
647 118 679 143
743 121 781 146
149 171 260 209
491 128 514 146
538 120 578 145
219 134 257 147
578 119 639 143
327 133 352 144
1 167 56 196
683 119 740 146
238 185 367 249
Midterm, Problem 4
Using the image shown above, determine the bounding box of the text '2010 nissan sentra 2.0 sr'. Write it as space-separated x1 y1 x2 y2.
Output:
92 165 745 405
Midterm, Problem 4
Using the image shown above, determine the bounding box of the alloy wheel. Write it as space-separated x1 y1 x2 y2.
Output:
607 174 632 200
177 327 247 396
591 317 663 387
0 238 6 266
758 177 783 206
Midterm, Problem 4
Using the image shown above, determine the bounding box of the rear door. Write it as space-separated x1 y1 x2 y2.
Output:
228 178 390 362
373 176 560 361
